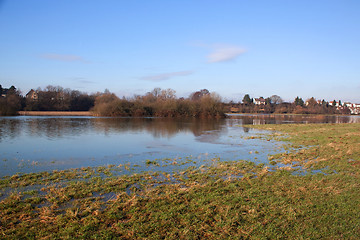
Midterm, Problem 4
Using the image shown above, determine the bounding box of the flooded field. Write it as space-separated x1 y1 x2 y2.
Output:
1 114 359 177
1 116 359 239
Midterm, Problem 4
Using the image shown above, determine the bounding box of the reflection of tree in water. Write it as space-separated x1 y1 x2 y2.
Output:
242 127 250 133
227 114 360 125
25 118 93 139
0 118 22 142
0 117 226 141
94 118 187 138
0 117 94 141
93 118 226 138
1 115 359 142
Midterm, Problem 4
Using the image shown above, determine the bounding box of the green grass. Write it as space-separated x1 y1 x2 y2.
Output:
1 123 360 239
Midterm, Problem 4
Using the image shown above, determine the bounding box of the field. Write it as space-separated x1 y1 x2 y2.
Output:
1 123 359 239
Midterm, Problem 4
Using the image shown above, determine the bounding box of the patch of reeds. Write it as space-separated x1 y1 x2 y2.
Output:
18 111 92 116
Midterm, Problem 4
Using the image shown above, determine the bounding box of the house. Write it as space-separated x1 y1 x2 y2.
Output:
0 86 16 98
329 101 343 107
344 102 360 115
254 97 266 105
0 85 10 97
26 89 39 101
328 101 360 115
1 89 8 98
345 102 353 108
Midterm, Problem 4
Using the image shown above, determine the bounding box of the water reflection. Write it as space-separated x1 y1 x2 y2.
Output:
91 118 226 138
0 117 226 142
1 114 359 177
2 114 359 142
0 118 22 141
227 114 360 125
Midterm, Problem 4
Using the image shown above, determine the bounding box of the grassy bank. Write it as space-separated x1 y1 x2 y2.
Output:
1 123 359 239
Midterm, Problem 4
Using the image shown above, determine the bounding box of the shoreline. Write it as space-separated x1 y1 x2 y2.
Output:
226 112 359 116
15 111 359 117
18 111 93 116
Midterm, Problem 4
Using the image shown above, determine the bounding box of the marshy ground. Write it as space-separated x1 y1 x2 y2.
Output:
1 123 359 239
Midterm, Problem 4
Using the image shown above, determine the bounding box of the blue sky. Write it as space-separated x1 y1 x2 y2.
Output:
1 0 359 103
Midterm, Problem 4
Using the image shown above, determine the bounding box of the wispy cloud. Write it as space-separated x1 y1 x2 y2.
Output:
207 45 246 63
71 77 95 84
41 54 89 63
140 70 194 82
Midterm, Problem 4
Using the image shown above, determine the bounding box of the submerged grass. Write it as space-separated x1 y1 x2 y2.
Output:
1 123 360 239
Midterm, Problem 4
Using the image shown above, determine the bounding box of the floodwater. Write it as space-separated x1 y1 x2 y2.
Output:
227 113 360 124
0 114 359 177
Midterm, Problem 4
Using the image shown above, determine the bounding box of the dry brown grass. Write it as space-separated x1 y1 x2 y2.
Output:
18 111 93 116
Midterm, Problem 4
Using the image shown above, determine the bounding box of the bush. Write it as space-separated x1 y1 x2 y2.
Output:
91 90 226 118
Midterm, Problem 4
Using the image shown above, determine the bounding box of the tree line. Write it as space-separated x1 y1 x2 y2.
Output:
0 85 225 118
226 94 351 115
0 85 353 116
0 85 22 115
0 85 96 115
91 88 225 118
24 86 95 111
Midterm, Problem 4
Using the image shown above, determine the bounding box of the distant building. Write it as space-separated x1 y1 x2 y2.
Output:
0 86 14 98
1 89 8 98
26 89 39 101
254 97 266 105
329 100 343 107
345 102 360 115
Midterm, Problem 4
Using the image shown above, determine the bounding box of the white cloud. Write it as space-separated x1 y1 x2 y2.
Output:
140 70 194 82
40 54 89 63
207 46 246 63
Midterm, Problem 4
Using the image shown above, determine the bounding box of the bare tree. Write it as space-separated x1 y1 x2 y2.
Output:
270 95 283 105
190 89 210 101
